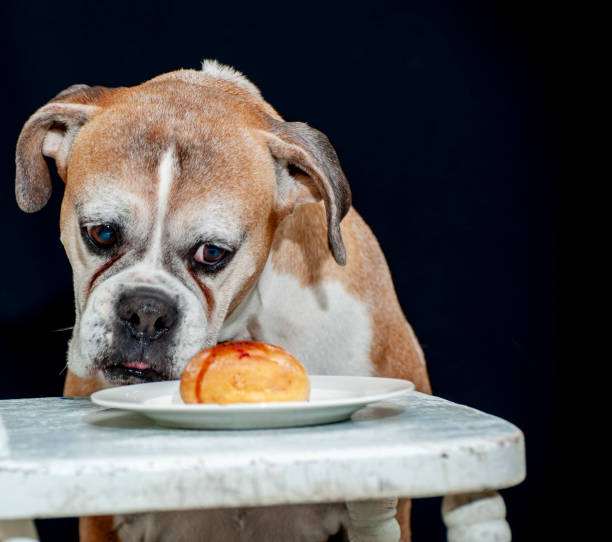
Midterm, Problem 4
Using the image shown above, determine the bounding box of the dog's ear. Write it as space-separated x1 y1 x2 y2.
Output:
15 84 110 213
263 119 352 266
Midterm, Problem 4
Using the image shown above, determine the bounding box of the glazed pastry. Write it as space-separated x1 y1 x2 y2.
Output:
180 341 310 404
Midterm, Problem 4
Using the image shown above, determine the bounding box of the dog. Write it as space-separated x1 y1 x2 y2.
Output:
15 60 431 542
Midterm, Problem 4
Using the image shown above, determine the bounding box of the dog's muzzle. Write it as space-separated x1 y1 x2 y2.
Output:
102 287 181 382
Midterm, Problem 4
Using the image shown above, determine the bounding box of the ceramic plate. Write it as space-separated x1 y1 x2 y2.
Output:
90 376 414 429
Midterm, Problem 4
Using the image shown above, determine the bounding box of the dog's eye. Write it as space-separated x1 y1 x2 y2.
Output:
194 244 228 266
87 224 117 248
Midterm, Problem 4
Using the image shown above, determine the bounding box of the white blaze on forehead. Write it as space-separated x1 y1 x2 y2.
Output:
147 147 176 262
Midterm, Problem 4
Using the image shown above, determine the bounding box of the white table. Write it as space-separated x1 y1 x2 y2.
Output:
0 392 525 541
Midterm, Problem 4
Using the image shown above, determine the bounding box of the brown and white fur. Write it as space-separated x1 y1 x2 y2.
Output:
15 60 430 542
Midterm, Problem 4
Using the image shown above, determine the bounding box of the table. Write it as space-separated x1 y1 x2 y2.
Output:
1 392 525 542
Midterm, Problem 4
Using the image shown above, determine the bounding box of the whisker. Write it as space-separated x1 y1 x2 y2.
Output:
58 363 69 376
51 326 74 333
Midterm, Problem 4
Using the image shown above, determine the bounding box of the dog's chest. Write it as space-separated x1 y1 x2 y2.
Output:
220 266 374 376
115 503 347 542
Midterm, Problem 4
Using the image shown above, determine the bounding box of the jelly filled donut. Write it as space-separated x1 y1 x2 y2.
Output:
180 341 310 404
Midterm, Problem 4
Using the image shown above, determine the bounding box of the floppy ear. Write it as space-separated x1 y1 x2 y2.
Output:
15 84 109 212
263 118 352 266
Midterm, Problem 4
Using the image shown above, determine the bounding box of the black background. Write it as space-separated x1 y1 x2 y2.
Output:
1 1 562 540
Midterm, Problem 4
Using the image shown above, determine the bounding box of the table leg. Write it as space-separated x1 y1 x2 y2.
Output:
442 491 511 542
346 498 401 542
0 519 39 542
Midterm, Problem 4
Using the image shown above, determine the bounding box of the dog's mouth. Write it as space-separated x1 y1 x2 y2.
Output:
101 360 172 384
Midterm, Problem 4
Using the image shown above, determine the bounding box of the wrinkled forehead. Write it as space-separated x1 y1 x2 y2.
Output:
64 101 277 228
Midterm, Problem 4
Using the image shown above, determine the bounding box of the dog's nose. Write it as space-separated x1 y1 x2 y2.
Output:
117 289 178 341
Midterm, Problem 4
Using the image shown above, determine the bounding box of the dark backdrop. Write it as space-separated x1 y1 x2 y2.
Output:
1 1 562 540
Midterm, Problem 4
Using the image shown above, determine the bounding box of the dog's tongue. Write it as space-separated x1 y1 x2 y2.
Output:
123 361 150 370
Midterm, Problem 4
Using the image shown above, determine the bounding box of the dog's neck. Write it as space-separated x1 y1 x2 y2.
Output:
218 268 265 343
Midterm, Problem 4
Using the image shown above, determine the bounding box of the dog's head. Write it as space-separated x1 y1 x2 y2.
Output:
15 61 350 386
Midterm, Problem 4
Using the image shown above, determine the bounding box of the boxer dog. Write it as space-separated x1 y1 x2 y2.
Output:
15 60 430 542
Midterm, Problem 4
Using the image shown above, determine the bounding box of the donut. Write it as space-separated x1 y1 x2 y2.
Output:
179 341 310 404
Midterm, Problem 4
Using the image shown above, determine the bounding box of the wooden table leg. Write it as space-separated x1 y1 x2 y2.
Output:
442 490 511 542
0 519 39 541
346 498 401 542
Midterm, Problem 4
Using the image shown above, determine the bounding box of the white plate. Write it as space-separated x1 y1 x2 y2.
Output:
90 376 414 429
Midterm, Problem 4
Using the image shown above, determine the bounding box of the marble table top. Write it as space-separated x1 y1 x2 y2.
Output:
0 392 525 520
